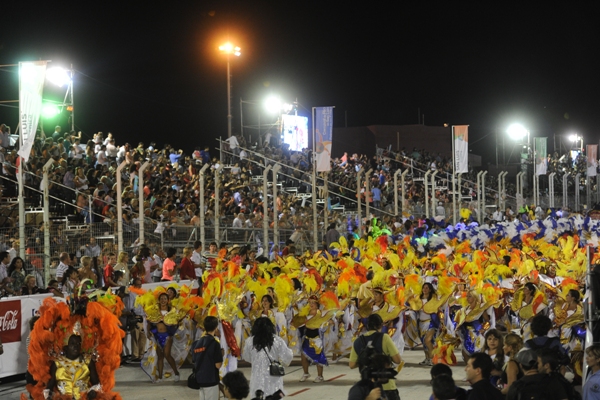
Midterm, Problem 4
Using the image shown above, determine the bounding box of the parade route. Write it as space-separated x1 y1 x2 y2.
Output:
1 348 471 400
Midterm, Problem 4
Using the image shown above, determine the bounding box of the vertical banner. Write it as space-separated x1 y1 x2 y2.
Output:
535 137 548 175
587 144 598 177
17 61 47 162
315 106 333 172
453 125 469 173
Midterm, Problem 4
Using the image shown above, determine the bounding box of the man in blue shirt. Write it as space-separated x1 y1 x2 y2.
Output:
584 345 600 399
372 185 382 209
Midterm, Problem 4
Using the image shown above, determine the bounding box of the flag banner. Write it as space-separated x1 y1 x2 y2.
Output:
587 144 598 177
534 137 548 175
315 106 333 172
17 61 47 163
453 125 468 173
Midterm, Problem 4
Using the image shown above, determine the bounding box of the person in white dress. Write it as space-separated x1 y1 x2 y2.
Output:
242 317 293 398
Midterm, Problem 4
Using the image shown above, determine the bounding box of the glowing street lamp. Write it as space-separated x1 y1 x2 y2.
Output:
263 95 294 114
42 104 60 118
219 42 241 138
507 123 528 141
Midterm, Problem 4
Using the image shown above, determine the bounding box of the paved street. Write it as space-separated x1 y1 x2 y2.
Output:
1 348 470 400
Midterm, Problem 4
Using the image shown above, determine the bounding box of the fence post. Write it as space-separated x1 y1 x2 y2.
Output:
272 164 281 247
563 173 569 210
431 170 439 217
575 173 581 212
394 169 401 216
424 170 432 219
323 172 329 229
401 169 409 217
214 164 223 244
476 171 484 221
481 171 488 220
548 172 555 207
42 158 54 284
138 161 150 245
365 169 373 219
311 166 318 251
198 164 210 249
116 161 127 254
356 169 364 233
262 165 273 251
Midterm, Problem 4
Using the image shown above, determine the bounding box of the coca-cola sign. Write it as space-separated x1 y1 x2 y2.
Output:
0 300 21 343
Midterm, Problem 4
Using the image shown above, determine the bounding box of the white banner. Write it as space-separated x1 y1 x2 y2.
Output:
587 144 598 177
17 61 47 162
453 125 469 173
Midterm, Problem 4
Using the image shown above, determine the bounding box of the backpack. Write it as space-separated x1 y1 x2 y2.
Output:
511 376 552 400
354 332 384 372
551 372 582 400
525 337 571 366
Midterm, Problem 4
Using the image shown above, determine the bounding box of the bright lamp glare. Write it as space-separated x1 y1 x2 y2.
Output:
42 104 60 118
46 67 71 87
507 123 528 140
264 96 282 114
219 43 241 56
569 134 581 142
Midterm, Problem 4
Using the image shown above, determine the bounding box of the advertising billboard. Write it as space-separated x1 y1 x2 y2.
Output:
281 114 308 151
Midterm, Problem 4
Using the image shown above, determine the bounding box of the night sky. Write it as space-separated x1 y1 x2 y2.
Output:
1 2 599 164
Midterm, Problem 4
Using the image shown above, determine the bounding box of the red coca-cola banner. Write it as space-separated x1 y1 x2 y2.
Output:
0 300 22 343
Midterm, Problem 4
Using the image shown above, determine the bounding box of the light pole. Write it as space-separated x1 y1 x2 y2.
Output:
219 42 241 138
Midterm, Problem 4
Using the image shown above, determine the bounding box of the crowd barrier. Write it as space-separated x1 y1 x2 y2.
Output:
0 293 54 378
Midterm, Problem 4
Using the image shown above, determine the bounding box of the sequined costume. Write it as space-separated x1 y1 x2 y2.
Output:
242 335 293 396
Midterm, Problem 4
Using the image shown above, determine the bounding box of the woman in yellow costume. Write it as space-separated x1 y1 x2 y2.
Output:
511 282 547 341
405 281 446 367
137 285 194 383
24 289 123 400
553 287 584 351
454 291 494 361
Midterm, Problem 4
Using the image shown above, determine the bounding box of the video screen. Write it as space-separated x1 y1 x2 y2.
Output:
281 114 308 151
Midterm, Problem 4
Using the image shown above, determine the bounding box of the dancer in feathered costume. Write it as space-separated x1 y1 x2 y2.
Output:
136 285 196 383
511 281 548 341
295 273 340 383
552 281 584 351
24 282 124 400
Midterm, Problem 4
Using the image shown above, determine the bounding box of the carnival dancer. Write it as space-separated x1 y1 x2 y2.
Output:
454 291 492 360
552 287 584 351
405 281 444 366
295 290 339 383
25 286 123 399
137 286 194 383
511 282 547 341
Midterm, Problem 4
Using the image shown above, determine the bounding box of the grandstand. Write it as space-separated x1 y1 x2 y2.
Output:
1 125 599 289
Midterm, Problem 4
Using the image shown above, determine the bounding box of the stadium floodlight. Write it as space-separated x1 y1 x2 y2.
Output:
42 104 60 118
219 42 241 57
264 96 282 114
507 123 528 141
46 67 71 87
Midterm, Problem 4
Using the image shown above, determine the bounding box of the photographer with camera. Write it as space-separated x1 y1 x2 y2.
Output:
348 353 398 400
349 314 402 400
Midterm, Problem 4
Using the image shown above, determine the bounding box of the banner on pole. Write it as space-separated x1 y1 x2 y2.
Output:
453 125 468 173
535 137 548 175
587 144 598 177
17 61 47 163
315 106 333 172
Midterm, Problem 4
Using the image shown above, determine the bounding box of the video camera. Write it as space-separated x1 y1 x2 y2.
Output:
251 389 284 400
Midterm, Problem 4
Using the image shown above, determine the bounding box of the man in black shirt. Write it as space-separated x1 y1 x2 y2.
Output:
506 348 568 400
464 353 504 400
191 316 223 400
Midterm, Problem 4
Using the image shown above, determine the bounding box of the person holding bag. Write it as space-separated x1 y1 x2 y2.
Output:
242 317 293 397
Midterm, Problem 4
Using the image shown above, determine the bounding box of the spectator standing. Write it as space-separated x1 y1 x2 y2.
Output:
584 345 600 400
242 317 293 397
191 316 223 400
221 371 250 400
349 314 402 400
161 247 179 281
55 252 71 285
152 248 165 283
464 353 504 400
179 247 196 281
506 348 567 400
325 223 340 249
